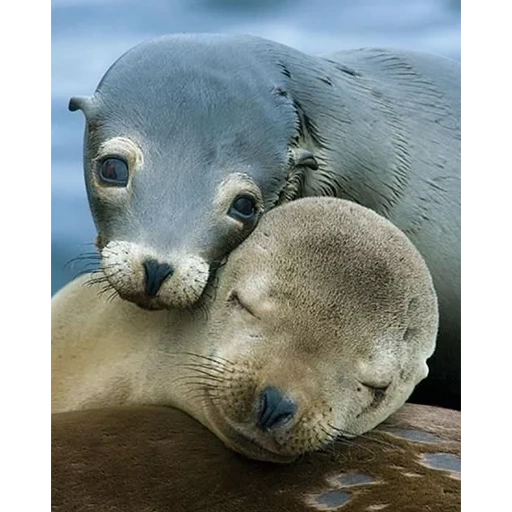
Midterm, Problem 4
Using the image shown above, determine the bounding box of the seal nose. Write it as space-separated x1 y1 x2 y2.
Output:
142 259 173 297
256 386 297 431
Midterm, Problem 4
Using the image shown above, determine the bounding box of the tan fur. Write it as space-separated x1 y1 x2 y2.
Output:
52 198 438 462
52 404 460 512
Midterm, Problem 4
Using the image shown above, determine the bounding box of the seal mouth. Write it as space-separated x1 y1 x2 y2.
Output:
111 288 167 311
203 395 298 464
131 298 165 311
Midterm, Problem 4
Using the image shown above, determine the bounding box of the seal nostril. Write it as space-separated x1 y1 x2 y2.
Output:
143 259 174 297
256 386 297 432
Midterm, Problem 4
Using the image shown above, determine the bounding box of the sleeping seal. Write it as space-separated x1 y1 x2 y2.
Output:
52 198 438 462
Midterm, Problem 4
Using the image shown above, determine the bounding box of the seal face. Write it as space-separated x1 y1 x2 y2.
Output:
52 198 438 463
71 35 306 310
70 34 459 319
192 199 438 462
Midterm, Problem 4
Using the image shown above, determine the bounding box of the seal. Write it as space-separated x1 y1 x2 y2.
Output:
52 404 461 512
68 34 460 408
52 198 438 462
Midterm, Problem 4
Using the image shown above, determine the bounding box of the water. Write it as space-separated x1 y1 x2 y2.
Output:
51 0 460 294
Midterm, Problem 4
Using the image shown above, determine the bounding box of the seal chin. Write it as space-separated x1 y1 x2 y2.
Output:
114 292 166 311
218 430 298 464
114 282 207 310
203 399 299 464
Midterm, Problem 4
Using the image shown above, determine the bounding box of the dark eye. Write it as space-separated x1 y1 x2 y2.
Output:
228 195 257 222
98 157 129 186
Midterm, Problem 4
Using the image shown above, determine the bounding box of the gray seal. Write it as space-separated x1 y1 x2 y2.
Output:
69 33 460 408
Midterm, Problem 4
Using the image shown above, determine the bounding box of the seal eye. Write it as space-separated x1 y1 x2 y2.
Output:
361 382 390 407
228 291 258 318
228 195 257 222
98 157 129 186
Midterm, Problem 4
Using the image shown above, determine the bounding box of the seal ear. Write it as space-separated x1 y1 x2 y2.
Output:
292 148 319 170
68 96 93 114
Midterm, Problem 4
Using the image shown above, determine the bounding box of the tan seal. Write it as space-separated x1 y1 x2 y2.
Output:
52 404 460 512
52 198 438 462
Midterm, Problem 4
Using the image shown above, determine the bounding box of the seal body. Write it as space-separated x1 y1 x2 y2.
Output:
70 34 460 407
52 198 438 462
52 404 461 512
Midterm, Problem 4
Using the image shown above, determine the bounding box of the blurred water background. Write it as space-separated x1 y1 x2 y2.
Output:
51 0 461 295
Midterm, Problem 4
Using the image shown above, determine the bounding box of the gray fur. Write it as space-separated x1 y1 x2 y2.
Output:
70 34 460 407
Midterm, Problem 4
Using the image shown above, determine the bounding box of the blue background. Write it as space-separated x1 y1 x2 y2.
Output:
51 0 461 294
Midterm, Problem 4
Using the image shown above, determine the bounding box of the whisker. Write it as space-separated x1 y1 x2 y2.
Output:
319 425 338 443
188 352 234 367
178 363 226 375
97 282 113 293
65 252 100 263
172 379 224 390
165 351 232 373
72 269 99 279
180 388 224 402
177 352 235 370
106 290 120 303
64 259 101 272
171 373 225 385
86 276 111 287
328 424 404 454
317 423 377 460
178 366 226 381
79 262 101 270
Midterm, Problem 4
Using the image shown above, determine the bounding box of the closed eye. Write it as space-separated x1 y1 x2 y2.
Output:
361 382 390 407
227 290 259 319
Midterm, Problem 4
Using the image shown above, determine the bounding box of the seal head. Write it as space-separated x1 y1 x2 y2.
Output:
51 198 438 462
70 34 319 309
188 198 438 462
